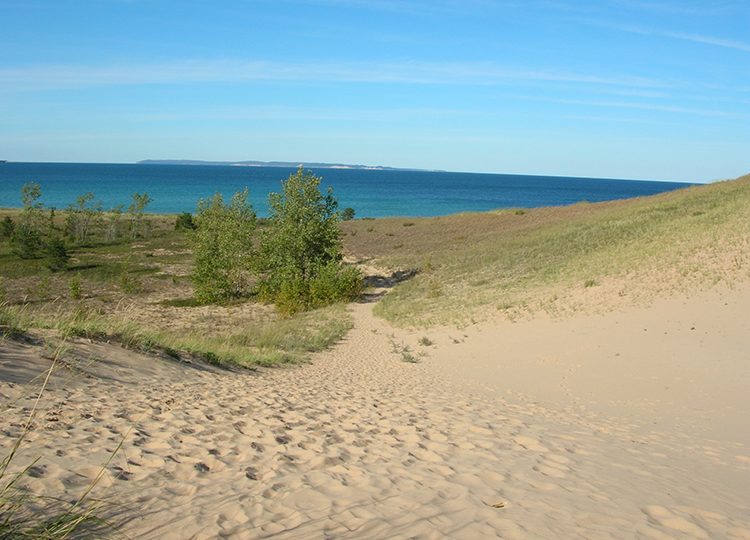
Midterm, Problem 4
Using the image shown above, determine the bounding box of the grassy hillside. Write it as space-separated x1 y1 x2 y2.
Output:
343 174 750 326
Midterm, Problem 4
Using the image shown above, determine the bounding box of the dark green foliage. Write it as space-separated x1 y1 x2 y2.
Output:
258 168 362 314
341 207 356 221
175 212 196 230
191 189 256 303
45 237 69 272
0 216 14 241
11 223 43 259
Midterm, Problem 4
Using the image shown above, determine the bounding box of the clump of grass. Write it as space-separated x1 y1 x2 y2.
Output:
67 273 82 300
418 336 433 346
402 222 415 227
118 271 142 294
29 302 353 368
389 338 420 363
0 349 110 538
0 278 7 304
0 303 30 338
230 304 352 354
583 278 599 288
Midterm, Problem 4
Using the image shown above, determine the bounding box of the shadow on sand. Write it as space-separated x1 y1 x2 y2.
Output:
359 269 418 303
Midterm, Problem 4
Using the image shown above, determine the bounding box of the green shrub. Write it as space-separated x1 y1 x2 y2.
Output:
191 189 256 303
119 272 142 294
258 168 362 313
175 212 196 230
308 262 363 308
45 237 69 272
340 207 356 221
68 273 82 299
0 216 14 241
11 224 43 259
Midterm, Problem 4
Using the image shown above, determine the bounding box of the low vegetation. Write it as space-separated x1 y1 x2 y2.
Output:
1 168 362 370
342 173 750 326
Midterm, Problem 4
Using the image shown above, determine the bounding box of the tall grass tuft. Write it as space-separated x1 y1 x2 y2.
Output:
1 347 110 539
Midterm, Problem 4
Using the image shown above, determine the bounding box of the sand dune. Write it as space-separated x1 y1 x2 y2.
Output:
1 284 749 538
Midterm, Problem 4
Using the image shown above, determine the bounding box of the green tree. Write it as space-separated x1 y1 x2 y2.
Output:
341 207 356 221
105 204 124 243
65 192 103 244
128 192 152 239
258 167 362 313
191 189 256 303
45 236 69 272
11 182 45 258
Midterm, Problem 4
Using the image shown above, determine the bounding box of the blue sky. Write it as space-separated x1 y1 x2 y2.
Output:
1 0 748 182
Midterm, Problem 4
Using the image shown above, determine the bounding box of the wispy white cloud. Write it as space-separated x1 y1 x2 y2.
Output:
657 30 750 53
0 59 666 91
582 18 750 53
531 96 749 119
560 114 682 126
607 0 740 17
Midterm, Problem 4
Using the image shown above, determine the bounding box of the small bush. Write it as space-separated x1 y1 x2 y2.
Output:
308 262 363 308
175 212 196 230
0 216 14 241
45 237 69 272
119 272 142 294
68 273 82 299
11 224 43 259
340 207 356 221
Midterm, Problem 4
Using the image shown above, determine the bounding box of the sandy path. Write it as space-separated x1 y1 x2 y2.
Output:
1 293 749 539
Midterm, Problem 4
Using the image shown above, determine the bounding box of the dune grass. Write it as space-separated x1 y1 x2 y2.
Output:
0 301 352 368
342 174 750 326
1 349 110 539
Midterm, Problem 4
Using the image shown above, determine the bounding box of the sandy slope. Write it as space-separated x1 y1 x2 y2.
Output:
1 286 749 539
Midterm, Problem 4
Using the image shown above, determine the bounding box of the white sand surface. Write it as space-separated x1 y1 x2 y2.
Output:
1 285 749 539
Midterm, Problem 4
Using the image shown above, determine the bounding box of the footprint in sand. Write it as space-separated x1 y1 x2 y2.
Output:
643 506 709 539
513 435 549 453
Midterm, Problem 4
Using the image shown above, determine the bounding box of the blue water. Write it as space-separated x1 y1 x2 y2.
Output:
0 162 694 218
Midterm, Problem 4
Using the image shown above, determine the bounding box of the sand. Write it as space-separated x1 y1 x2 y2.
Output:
1 283 749 538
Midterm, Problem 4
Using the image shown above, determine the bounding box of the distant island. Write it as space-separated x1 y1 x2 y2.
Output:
137 159 441 172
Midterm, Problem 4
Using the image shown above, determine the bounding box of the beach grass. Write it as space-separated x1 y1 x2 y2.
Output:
0 301 353 368
0 348 110 539
342 174 750 326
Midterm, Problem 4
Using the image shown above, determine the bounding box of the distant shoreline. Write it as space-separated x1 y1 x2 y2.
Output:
137 159 443 173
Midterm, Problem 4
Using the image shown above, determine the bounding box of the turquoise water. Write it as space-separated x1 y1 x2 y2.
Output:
0 162 694 218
